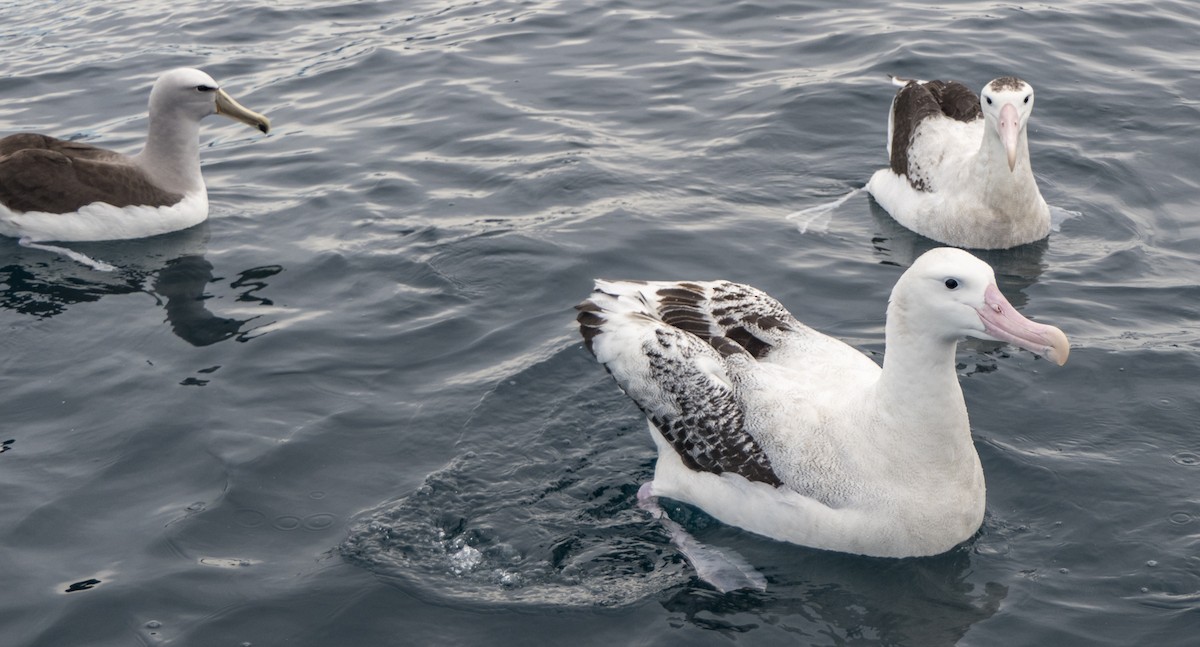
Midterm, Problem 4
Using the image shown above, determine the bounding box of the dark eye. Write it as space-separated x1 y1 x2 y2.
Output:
195 85 216 92
944 278 959 290
1024 94 1031 104
985 96 992 105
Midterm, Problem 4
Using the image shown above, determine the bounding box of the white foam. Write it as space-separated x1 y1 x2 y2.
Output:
1049 205 1082 232
18 238 116 272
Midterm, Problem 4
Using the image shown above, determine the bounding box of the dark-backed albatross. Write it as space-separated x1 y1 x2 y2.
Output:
866 76 1050 249
0 68 270 246
577 248 1068 588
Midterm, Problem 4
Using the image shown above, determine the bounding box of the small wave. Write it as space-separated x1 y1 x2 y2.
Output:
339 349 691 607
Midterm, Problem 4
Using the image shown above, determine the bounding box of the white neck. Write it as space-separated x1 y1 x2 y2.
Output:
132 109 204 195
875 302 972 457
964 121 1049 248
975 123 1037 192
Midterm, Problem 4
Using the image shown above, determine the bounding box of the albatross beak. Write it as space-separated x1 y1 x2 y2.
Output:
998 103 1020 171
215 88 271 134
976 283 1069 366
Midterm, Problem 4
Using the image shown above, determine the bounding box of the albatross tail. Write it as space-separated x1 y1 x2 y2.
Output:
888 74 928 87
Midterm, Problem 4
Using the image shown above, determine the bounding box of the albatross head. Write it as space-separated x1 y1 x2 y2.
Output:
149 68 271 134
980 77 1034 172
892 247 1069 365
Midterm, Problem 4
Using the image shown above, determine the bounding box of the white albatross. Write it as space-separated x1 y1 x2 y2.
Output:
576 248 1068 574
866 76 1050 249
0 68 270 246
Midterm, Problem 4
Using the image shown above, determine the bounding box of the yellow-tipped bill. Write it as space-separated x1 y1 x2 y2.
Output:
215 88 270 134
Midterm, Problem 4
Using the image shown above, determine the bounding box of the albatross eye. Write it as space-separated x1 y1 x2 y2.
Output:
1024 94 1031 104
985 96 992 105
944 278 960 290
195 85 217 92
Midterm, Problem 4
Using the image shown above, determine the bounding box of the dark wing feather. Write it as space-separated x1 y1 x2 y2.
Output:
653 281 803 360
576 295 785 487
888 80 982 190
924 80 981 122
0 134 182 213
639 326 784 487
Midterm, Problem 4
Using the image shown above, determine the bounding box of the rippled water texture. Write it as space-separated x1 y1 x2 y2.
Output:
2 1 1200 645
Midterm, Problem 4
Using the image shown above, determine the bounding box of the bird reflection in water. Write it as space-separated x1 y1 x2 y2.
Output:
153 256 280 346
867 197 1050 308
659 544 1006 646
0 224 280 346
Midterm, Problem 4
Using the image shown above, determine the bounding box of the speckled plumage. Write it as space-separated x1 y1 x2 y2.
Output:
577 248 1069 558
579 281 787 487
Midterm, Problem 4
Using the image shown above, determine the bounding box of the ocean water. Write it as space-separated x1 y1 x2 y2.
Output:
2 0 1199 644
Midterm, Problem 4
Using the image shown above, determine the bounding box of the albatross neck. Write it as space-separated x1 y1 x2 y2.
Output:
875 308 971 445
133 110 205 195
975 122 1034 185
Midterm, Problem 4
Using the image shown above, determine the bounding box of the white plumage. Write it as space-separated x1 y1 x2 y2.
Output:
866 76 1050 249
578 248 1068 558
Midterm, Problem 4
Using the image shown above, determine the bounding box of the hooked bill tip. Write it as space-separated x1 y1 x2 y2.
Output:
1044 327 1070 366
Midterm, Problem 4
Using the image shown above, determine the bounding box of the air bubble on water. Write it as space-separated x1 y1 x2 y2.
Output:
448 543 483 575
495 570 523 587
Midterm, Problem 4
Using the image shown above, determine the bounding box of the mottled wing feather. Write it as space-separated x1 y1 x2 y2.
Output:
576 291 785 487
889 80 981 190
576 299 605 355
925 80 981 122
653 280 804 360
640 327 784 487
0 134 182 213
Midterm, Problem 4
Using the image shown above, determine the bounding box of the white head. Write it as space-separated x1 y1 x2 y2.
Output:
890 247 1068 365
980 76 1034 171
148 68 270 134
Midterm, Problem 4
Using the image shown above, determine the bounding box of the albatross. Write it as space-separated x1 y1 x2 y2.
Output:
577 248 1068 568
866 76 1050 249
0 68 270 245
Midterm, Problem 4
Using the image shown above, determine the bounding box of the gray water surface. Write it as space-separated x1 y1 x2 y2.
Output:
2 1 1199 645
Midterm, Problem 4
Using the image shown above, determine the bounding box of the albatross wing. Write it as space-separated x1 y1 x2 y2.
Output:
0 134 183 214
578 281 786 487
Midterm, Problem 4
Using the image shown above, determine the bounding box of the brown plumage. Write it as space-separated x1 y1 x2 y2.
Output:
888 80 982 189
0 133 182 214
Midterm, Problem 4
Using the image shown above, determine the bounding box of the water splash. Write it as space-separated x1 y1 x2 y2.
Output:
1049 205 1082 232
339 349 692 607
